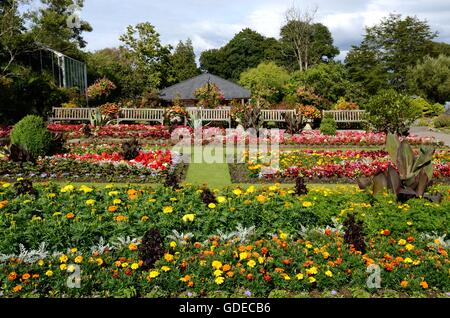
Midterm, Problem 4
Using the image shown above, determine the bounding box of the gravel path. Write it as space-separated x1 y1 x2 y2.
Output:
410 126 450 147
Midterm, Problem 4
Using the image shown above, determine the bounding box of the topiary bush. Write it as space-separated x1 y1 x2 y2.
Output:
320 115 337 135
10 115 52 159
433 113 450 128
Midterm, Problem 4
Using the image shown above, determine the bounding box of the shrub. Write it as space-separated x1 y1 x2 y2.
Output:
334 97 359 110
10 115 52 159
427 103 445 117
365 89 421 135
434 113 450 128
320 115 337 135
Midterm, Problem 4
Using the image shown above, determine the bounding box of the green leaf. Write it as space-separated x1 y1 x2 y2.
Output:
386 165 401 194
397 140 414 180
385 133 400 162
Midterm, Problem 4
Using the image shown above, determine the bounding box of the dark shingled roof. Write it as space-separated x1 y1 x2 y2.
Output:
159 73 251 101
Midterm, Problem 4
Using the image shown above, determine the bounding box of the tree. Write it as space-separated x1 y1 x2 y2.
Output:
119 22 172 95
280 19 339 71
288 63 365 106
29 0 92 59
365 89 421 135
425 41 450 58
200 28 279 81
170 39 200 84
407 54 450 104
0 0 34 76
239 62 291 106
346 14 437 92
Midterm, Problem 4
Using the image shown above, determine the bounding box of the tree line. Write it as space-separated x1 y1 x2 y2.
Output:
1 1 450 123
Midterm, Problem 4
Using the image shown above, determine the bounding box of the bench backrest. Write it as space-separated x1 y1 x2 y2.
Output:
120 108 165 121
322 110 366 123
52 107 95 120
261 109 296 122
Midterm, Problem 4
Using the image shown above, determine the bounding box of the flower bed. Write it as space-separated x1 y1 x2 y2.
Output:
285 131 441 147
0 183 449 297
236 149 450 182
0 150 184 183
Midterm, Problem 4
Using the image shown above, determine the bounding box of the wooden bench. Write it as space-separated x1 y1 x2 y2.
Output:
322 110 367 123
186 107 231 128
49 107 95 123
118 108 165 125
261 109 297 122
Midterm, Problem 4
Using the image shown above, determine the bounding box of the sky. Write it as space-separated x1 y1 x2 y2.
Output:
68 0 450 60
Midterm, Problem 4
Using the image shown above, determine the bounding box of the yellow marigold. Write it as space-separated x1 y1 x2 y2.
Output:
296 273 304 280
182 214 195 222
303 201 313 208
208 203 216 209
59 255 68 263
247 260 256 268
141 215 149 222
404 257 413 264
325 270 333 277
233 189 243 196
79 185 93 193
60 264 67 271
215 276 225 285
306 267 318 275
108 191 119 196
121 262 129 268
283 274 291 281
86 199 96 206
170 241 177 249
48 193 56 199
212 261 222 270
214 269 223 277
131 263 139 270
164 253 174 262
74 256 83 264
405 244 414 251
256 195 267 203
45 270 53 277
148 271 159 279
161 266 171 272
308 277 316 283
96 258 104 266
217 196 227 203
398 239 407 246
239 252 248 260
258 257 265 264
163 206 173 214
38 260 44 267
112 198 122 205
60 185 74 193
2 182 11 188
246 186 255 193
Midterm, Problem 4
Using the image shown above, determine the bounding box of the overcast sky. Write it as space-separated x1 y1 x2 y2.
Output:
76 0 450 61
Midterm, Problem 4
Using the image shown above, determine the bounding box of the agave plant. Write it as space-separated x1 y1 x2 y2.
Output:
283 112 304 134
358 134 441 203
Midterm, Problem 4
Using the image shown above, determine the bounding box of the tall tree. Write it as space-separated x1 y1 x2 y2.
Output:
200 28 279 81
170 39 200 84
280 5 316 71
407 54 450 104
119 22 172 95
239 61 291 105
346 14 437 91
0 0 33 76
29 0 92 58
